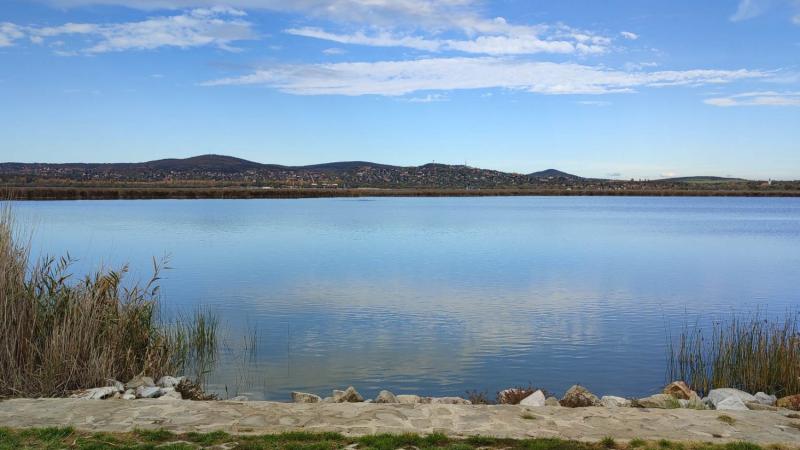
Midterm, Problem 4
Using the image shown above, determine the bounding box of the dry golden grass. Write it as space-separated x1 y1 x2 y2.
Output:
0 206 217 398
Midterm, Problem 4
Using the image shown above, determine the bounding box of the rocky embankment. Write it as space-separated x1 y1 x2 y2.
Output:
73 376 800 413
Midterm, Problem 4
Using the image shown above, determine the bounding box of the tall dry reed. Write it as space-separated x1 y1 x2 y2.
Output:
668 314 800 397
0 207 217 398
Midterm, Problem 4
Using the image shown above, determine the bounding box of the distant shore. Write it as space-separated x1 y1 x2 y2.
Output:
4 186 800 200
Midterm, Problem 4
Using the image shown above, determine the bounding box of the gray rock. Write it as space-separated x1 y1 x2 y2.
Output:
396 395 424 404
715 395 749 411
635 394 680 409
322 397 335 403
560 385 600 407
135 386 162 399
291 392 322 403
600 396 631 408
74 386 118 400
158 388 183 400
121 393 136 400
105 379 125 392
708 388 756 408
545 396 561 407
754 392 777 406
333 386 364 403
157 376 183 388
429 397 471 405
746 401 778 411
229 396 248 401
126 376 155 390
375 390 398 403
519 390 546 407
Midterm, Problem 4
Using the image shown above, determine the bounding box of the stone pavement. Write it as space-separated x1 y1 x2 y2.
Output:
1 399 799 445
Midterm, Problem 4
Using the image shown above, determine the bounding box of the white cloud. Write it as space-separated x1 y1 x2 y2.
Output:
322 47 345 55
704 91 800 106
0 22 25 47
201 57 766 97
730 0 773 21
402 93 448 103
38 0 615 55
4 7 255 53
620 31 638 40
660 172 679 178
577 100 611 106
286 21 612 56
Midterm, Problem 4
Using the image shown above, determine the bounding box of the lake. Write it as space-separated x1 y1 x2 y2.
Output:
13 197 800 400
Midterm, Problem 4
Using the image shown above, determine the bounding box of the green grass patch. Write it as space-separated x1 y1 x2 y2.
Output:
0 427 781 450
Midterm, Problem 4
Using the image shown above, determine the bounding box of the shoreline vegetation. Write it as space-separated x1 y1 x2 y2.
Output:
4 186 800 200
0 207 218 399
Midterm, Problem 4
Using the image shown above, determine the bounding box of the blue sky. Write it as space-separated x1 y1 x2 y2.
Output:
1 0 799 179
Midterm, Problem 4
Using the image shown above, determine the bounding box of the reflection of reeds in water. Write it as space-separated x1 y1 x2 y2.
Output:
0 206 218 398
668 313 800 397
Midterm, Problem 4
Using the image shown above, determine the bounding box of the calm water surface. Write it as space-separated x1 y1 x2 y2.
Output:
15 197 800 400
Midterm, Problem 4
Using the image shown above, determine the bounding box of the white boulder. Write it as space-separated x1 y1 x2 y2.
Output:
519 390 546 407
715 396 749 411
708 388 756 409
600 396 631 408
754 392 777 406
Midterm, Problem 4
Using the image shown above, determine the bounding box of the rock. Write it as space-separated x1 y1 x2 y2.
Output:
663 381 693 400
74 386 118 400
429 397 471 405
559 385 599 407
121 393 136 400
396 395 424 404
375 390 398 403
754 392 777 406
708 388 756 408
105 379 125 392
545 396 561 407
322 397 335 403
158 389 183 400
635 394 680 409
715 396 749 411
333 386 364 403
126 376 155 390
600 396 631 408
157 376 183 388
746 401 778 411
776 394 800 411
519 390 546 407
685 392 708 410
229 396 248 401
291 392 321 403
135 386 162 399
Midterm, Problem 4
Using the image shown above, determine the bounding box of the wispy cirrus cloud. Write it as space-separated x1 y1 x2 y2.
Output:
3 6 255 54
201 57 766 97
284 25 606 55
0 22 25 47
704 91 800 106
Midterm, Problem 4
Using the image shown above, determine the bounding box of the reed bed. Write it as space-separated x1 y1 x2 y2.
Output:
668 314 800 397
0 207 217 398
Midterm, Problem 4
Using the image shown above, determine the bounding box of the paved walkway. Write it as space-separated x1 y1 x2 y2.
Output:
1 399 799 445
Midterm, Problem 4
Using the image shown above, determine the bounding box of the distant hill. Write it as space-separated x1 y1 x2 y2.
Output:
0 154 595 189
528 169 582 180
297 161 401 171
659 176 748 183
143 154 274 171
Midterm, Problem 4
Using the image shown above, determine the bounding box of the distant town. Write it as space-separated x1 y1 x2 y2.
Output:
1 154 797 199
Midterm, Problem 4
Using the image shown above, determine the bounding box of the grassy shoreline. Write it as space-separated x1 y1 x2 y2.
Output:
4 186 800 200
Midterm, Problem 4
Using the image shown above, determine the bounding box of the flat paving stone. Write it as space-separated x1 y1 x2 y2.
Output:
1 399 799 445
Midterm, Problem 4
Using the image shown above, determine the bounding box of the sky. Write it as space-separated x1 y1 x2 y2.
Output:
1 0 799 180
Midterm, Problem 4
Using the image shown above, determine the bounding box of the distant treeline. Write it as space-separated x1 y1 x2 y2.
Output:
4 186 800 200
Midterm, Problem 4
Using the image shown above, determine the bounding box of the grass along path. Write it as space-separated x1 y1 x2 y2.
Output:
0 427 790 450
